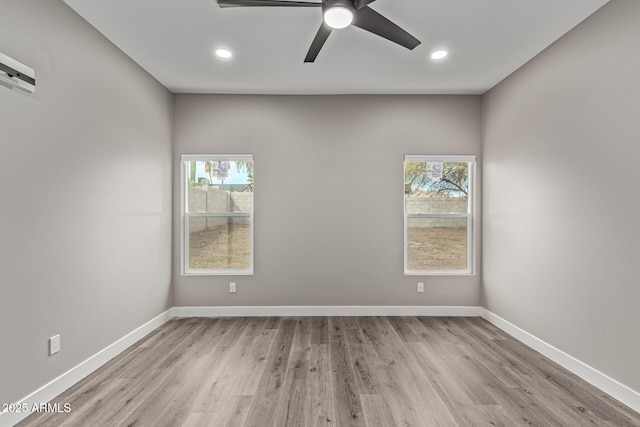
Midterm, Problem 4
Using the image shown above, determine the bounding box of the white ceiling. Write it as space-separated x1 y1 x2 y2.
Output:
62 0 608 95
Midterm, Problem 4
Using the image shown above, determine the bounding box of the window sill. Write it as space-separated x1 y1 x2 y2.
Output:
182 269 254 276
404 270 475 276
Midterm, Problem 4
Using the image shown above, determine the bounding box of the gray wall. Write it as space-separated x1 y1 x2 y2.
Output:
0 0 173 406
173 95 482 306
482 0 640 392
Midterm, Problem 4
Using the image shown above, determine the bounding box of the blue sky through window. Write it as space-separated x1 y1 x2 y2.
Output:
194 161 250 185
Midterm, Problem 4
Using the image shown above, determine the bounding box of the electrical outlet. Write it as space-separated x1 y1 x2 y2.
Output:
417 282 424 293
49 335 60 356
229 282 236 293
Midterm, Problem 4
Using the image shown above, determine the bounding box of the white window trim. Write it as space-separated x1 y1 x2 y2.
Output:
181 154 254 276
404 155 476 276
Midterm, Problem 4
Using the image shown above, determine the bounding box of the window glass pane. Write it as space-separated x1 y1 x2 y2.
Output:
404 161 469 214
188 216 251 270
406 217 467 271
185 161 253 213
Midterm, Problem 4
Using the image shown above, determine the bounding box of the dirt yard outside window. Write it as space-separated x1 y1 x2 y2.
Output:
189 224 465 271
189 223 251 269
407 227 467 270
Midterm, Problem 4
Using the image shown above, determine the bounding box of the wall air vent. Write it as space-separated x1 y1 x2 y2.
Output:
0 52 36 93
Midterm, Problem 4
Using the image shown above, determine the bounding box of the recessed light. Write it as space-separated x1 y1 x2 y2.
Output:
430 50 448 60
215 48 232 59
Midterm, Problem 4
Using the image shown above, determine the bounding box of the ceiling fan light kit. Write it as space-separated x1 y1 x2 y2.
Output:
323 0 355 29
215 0 421 62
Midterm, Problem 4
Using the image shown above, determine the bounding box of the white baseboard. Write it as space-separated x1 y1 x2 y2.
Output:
0 309 173 427
481 308 640 413
171 305 483 318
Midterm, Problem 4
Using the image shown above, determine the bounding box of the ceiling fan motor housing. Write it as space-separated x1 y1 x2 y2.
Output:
323 0 355 12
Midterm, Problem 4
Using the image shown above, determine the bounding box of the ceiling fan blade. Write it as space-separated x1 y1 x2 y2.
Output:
304 23 332 63
352 6 421 50
354 0 376 10
217 0 321 7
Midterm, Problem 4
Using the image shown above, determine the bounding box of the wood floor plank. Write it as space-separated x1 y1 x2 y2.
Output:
244 318 297 427
180 412 206 427
118 318 204 380
451 318 609 425
211 395 253 427
263 316 281 330
343 327 379 395
83 372 173 426
453 404 512 427
405 341 476 414
387 316 420 342
305 344 336 426
210 317 273 398
17 316 640 427
272 317 316 426
191 318 257 402
24 319 186 427
328 317 366 427
494 336 640 426
272 341 309 426
183 318 252 413
118 320 220 427
311 316 329 345
180 396 251 427
433 319 593 425
360 394 396 427
453 319 529 389
461 319 614 425
358 316 458 426
294 317 313 352
23 378 130 427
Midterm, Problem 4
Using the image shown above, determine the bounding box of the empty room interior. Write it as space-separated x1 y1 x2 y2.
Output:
2 0 640 425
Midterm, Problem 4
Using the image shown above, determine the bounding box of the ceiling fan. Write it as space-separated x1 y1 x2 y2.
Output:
216 0 421 62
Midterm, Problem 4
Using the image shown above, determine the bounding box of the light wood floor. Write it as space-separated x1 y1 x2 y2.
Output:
19 317 640 426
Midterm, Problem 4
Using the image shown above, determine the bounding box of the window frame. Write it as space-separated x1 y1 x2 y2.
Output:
403 155 476 276
181 154 254 276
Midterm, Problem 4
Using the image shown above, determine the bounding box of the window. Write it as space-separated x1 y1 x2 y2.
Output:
181 154 254 275
404 155 475 275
